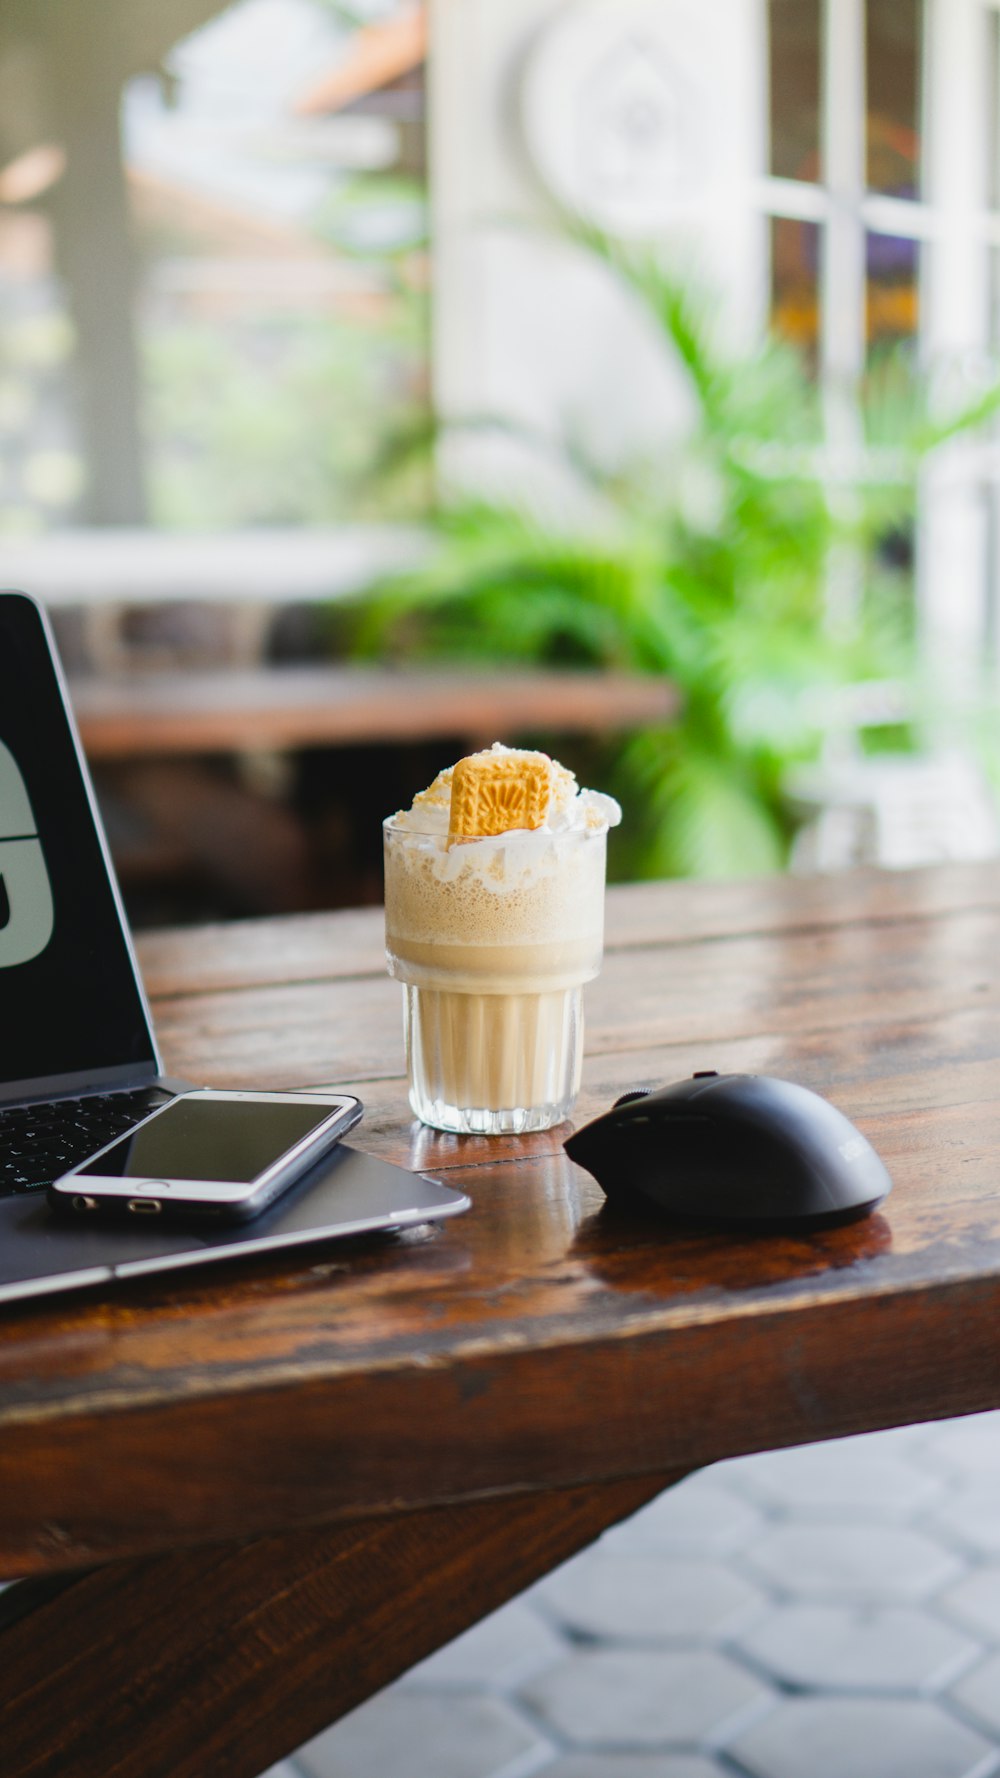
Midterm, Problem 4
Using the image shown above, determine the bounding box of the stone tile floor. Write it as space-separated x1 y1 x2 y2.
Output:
262 1413 1000 1778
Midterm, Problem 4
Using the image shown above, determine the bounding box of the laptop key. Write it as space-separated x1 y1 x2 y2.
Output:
0 1086 173 1196
4 1168 54 1191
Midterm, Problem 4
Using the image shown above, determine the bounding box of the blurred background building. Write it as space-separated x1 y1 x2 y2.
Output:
3 0 1000 919
0 0 429 535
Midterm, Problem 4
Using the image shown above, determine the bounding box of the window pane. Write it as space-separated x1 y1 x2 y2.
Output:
982 247 996 353
866 0 921 200
769 0 821 181
866 231 919 354
989 10 1000 211
986 483 1000 672
771 216 820 365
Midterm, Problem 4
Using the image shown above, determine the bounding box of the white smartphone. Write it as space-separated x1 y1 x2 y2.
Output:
48 1088 364 1223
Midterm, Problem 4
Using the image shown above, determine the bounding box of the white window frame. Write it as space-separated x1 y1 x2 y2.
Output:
756 0 1000 688
429 0 1000 694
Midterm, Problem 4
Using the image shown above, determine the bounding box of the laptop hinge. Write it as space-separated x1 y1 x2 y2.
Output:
0 1060 163 1109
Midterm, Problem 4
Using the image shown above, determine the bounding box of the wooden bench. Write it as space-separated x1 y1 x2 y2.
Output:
68 663 678 760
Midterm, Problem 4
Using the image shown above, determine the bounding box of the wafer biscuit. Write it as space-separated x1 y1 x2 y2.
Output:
449 747 552 841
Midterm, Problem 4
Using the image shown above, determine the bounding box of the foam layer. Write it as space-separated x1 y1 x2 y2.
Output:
384 826 607 956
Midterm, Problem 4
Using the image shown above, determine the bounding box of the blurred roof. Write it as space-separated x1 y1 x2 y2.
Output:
294 4 425 117
0 0 232 164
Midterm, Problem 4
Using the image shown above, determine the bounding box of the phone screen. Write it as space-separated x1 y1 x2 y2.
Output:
77 1097 342 1183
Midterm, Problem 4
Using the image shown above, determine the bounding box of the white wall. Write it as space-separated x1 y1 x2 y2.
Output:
429 0 769 501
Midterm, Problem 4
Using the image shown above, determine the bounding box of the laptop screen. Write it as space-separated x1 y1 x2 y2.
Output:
0 593 157 1093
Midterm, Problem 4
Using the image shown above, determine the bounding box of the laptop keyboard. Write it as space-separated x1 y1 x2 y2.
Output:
0 1087 173 1197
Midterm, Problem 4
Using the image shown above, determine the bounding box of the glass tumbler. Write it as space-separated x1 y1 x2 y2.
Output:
383 818 609 1135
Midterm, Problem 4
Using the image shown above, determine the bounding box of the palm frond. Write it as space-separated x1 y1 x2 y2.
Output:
347 223 999 878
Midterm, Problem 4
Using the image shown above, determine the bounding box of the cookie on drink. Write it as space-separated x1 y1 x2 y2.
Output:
448 747 551 841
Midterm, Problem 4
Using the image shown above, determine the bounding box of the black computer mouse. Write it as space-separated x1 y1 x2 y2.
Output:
564 1072 892 1229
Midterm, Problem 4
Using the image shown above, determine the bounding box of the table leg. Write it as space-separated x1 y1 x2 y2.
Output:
0 1469 687 1778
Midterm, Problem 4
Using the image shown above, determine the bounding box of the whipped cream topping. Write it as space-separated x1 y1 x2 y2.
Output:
388 742 622 840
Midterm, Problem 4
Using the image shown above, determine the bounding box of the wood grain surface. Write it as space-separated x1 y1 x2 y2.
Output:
2 865 1000 1584
0 1472 679 1778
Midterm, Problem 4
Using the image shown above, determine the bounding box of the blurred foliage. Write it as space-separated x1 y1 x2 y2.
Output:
317 173 429 258
0 306 80 534
145 294 430 528
1 257 430 533
142 161 432 529
350 227 1000 879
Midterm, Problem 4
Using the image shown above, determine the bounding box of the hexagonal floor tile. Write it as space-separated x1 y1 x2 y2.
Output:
950 1651 1000 1737
919 1413 1000 1479
725 1696 997 1778
929 1486 1000 1558
727 1436 943 1519
736 1603 979 1694
720 1424 926 1487
520 1647 771 1748
743 1523 961 1603
939 1566 1000 1643
534 1550 762 1644
403 1599 563 1689
295 1691 548 1778
539 1758 724 1778
604 1478 765 1557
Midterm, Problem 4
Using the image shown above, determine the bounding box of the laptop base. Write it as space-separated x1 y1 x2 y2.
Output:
0 1144 470 1304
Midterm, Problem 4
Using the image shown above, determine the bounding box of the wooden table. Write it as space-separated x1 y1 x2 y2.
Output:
4 863 1000 1776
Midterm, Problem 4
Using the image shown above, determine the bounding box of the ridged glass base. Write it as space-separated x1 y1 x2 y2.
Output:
403 983 583 1135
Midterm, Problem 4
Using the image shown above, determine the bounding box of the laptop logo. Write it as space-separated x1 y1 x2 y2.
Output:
0 740 55 967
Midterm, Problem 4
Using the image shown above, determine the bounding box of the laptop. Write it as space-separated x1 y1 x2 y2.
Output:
0 589 469 1303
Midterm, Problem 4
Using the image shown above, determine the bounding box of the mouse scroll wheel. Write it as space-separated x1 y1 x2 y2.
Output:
613 1090 652 1109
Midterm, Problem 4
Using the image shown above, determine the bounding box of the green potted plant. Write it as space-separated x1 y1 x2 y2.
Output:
349 228 998 878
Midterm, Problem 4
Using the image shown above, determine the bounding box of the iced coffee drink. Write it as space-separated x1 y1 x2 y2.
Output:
384 744 620 1134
